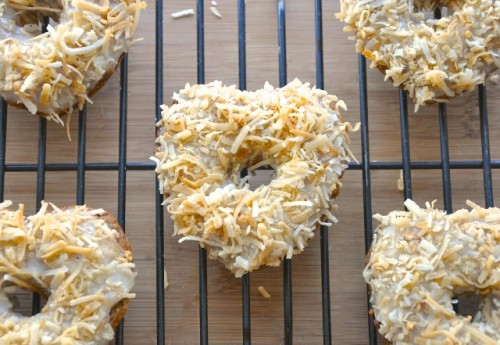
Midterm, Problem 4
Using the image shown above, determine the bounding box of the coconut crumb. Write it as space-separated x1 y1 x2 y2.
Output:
397 170 404 192
210 6 222 18
171 8 195 19
258 286 271 299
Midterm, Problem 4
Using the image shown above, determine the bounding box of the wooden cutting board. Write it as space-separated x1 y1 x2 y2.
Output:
3 1 499 344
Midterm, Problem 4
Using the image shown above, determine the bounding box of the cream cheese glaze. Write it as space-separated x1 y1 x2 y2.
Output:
0 200 136 345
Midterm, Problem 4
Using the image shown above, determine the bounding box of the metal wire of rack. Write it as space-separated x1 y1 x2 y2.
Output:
0 1 497 345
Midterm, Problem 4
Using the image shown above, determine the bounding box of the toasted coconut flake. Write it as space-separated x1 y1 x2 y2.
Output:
397 169 404 192
171 8 194 19
210 6 222 18
258 285 271 299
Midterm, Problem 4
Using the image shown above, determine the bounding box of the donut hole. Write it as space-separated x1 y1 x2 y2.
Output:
437 7 451 17
454 293 483 319
246 169 274 191
416 9 443 21
8 2 62 36
412 0 462 12
5 285 48 317
411 1 462 20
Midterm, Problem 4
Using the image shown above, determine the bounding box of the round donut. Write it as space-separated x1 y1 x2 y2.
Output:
0 0 146 123
153 80 357 277
364 199 499 344
0 200 136 344
336 0 500 110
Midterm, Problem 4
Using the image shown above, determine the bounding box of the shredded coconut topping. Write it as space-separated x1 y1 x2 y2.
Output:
365 199 499 344
153 80 357 277
336 0 499 111
0 0 146 124
0 200 136 345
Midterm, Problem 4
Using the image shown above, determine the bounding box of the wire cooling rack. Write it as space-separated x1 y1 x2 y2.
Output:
0 1 497 344
156 2 497 344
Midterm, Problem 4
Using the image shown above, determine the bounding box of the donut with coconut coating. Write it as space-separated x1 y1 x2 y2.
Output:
336 0 499 110
364 199 499 344
153 80 357 277
0 0 146 123
0 200 136 344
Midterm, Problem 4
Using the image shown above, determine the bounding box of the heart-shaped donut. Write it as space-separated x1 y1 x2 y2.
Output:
153 80 357 277
0 0 146 123
337 0 499 110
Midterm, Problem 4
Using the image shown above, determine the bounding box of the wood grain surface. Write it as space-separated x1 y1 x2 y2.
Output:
2 1 499 344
